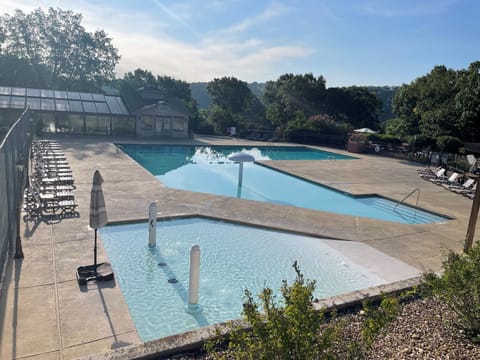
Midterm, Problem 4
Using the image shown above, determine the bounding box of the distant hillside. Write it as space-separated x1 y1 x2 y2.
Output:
190 82 266 109
191 82 397 122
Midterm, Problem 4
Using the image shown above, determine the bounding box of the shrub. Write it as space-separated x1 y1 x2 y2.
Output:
436 135 464 154
423 243 480 341
205 262 404 359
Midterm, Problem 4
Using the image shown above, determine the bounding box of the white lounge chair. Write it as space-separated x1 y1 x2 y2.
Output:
446 178 475 193
430 172 459 185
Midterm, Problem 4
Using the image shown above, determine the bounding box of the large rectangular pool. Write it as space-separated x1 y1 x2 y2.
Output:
118 144 448 224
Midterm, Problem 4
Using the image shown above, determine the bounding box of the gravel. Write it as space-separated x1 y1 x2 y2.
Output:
163 297 480 359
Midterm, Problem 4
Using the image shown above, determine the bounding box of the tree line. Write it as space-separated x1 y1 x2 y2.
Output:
1 7 479 147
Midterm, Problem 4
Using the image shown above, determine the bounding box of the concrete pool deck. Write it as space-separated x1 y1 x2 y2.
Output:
0 135 474 359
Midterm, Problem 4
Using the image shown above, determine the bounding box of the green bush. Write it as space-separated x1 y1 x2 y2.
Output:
205 262 404 359
424 243 480 341
436 135 464 154
210 262 339 360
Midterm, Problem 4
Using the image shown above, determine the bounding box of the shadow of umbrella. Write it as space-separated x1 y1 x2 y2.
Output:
76 170 114 285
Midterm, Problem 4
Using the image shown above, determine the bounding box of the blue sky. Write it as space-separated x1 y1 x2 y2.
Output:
3 0 480 87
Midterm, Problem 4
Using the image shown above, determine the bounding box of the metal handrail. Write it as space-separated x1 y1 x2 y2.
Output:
393 188 420 223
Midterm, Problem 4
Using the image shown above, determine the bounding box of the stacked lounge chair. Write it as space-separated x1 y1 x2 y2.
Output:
24 140 78 218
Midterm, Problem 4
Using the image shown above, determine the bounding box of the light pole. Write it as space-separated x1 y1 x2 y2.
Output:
14 161 24 259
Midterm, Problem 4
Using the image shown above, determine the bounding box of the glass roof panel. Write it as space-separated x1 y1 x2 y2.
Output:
80 92 93 101
26 97 41 110
55 99 70 112
95 102 110 114
27 88 41 97
92 93 106 102
117 98 129 115
0 95 10 108
82 101 97 113
68 100 84 113
10 96 26 109
11 87 26 96
41 89 55 98
54 90 68 99
67 91 81 100
41 98 55 111
105 96 129 115
0 87 11 96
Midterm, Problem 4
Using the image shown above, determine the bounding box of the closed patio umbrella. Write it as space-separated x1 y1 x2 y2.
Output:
90 170 108 268
76 170 113 285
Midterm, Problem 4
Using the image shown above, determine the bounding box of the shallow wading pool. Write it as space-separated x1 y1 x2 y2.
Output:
101 217 420 341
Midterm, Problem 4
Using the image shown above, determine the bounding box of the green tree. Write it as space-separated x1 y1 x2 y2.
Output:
455 61 480 141
207 77 255 114
392 65 461 140
206 76 267 135
0 7 120 91
326 86 382 129
263 73 327 127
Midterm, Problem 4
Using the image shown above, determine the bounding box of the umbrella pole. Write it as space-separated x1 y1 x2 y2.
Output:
94 228 98 271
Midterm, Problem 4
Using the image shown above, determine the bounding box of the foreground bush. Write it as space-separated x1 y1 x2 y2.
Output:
205 262 400 359
424 243 480 341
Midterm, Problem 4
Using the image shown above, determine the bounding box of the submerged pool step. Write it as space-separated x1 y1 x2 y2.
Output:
358 197 443 224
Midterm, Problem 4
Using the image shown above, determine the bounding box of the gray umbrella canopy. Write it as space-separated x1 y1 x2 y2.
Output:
89 170 108 229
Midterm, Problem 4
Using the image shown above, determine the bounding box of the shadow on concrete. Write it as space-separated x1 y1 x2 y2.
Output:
77 279 132 350
24 212 80 238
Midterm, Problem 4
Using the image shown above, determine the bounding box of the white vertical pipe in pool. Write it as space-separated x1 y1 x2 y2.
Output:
148 201 157 248
187 244 201 313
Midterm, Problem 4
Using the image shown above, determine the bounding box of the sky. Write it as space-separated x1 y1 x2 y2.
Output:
1 0 480 87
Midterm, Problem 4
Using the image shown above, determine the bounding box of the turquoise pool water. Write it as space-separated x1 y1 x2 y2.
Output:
118 144 447 224
100 218 388 341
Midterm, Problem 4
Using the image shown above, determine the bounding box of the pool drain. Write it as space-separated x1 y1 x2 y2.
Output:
158 262 167 267
168 278 178 284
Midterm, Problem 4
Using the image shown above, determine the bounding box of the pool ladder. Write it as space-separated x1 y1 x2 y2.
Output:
393 188 420 224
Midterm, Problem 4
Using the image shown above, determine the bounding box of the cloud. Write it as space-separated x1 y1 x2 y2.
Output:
0 0 313 82
222 2 289 34
113 31 313 82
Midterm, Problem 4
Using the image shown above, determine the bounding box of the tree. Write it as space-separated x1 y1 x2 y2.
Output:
326 86 382 129
263 73 327 127
0 7 120 91
455 61 480 141
206 77 266 135
391 65 461 140
207 77 254 114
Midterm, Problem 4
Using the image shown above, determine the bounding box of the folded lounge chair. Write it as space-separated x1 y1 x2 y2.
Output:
446 178 475 192
421 168 446 180
430 172 460 185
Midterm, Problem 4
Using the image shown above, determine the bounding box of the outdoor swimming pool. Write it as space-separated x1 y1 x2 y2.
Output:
118 144 447 224
100 217 420 341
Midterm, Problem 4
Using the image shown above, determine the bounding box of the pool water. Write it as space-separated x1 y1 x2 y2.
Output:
118 144 447 224
101 218 394 341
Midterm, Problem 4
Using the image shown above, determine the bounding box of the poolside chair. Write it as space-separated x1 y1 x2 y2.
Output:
430 172 459 185
446 178 475 193
416 165 441 175
463 183 477 199
420 168 446 180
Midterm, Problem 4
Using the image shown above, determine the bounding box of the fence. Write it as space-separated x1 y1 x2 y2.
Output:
0 108 33 290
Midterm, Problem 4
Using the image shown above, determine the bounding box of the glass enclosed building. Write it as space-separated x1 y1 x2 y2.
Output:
0 86 189 138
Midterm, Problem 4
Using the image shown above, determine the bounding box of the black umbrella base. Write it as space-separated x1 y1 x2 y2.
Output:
76 262 114 285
